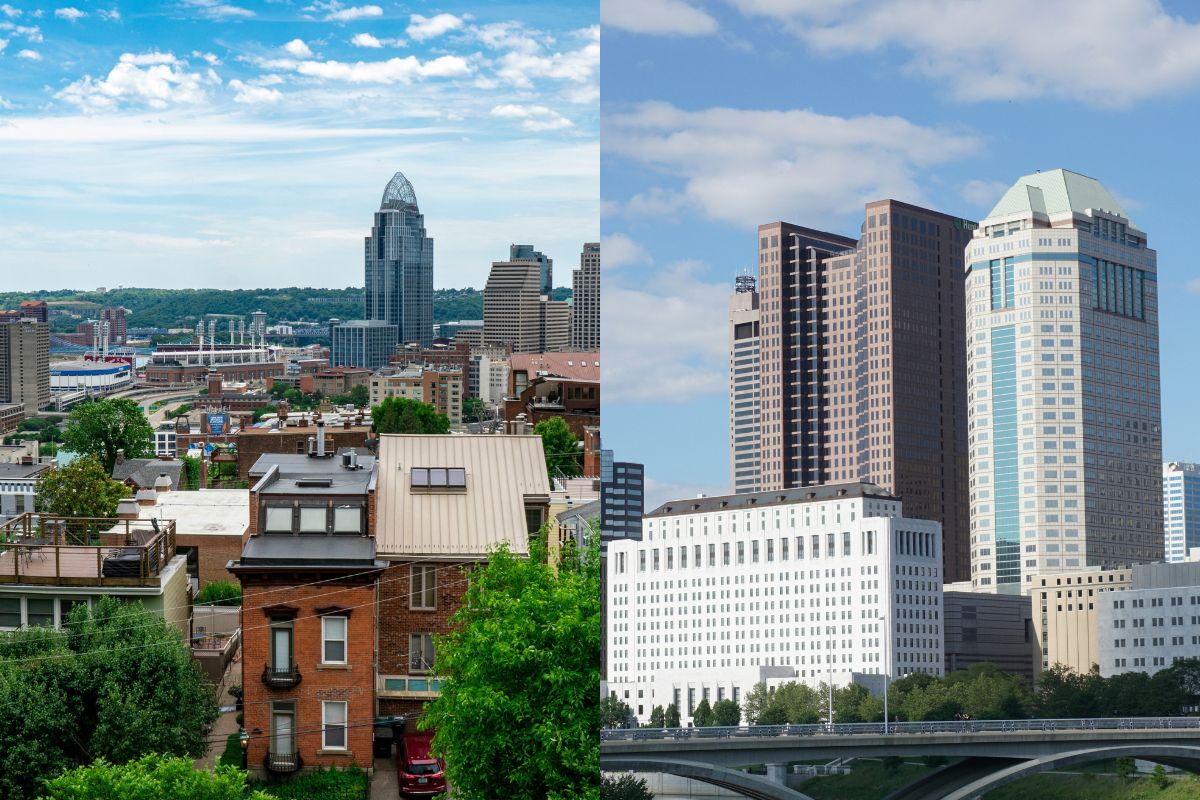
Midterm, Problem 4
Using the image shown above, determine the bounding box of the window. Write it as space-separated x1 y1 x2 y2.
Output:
0 598 19 628
321 616 347 664
271 703 295 755
264 506 292 533
411 468 429 486
411 565 437 610
333 506 362 534
26 599 53 627
525 506 544 533
299 506 327 533
270 622 293 671
322 701 347 750
410 633 435 673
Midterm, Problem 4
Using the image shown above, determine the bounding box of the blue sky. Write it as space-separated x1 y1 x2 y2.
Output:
0 0 597 290
601 0 1200 509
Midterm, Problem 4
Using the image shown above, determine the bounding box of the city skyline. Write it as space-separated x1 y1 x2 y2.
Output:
602 0 1200 509
0 0 598 291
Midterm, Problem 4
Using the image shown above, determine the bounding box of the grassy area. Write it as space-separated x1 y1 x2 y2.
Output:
797 759 932 800
218 732 242 769
983 772 1200 799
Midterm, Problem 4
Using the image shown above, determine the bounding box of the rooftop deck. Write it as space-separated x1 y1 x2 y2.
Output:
0 514 177 587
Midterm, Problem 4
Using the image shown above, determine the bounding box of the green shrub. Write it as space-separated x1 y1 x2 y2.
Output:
218 733 243 769
251 766 366 800
196 580 242 607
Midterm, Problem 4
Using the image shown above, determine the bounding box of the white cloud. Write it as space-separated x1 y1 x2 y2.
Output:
474 21 548 53
602 0 718 36
0 4 19 18
98 8 120 21
54 7 86 21
407 13 462 41
495 37 598 87
56 52 218 110
350 32 404 48
16 47 39 59
0 38 7 53
960 179 1009 210
605 260 730 402
184 0 254 19
728 0 1200 107
625 187 687 218
229 78 283 104
1 23 42 41
0 95 14 109
323 3 382 22
604 102 979 227
283 38 313 58
295 55 471 83
192 50 222 65
600 233 649 268
490 103 573 131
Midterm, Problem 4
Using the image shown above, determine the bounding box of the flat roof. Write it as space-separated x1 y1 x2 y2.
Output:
140 489 248 536
647 482 898 518
236 535 382 567
251 452 376 496
0 463 51 479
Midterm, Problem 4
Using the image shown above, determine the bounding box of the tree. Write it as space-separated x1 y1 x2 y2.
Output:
712 698 741 727
742 682 772 725
195 580 242 607
61 398 155 472
41 755 274 800
774 681 823 724
1114 757 1137 780
692 698 714 727
600 773 654 800
534 416 581 480
180 453 201 490
601 694 634 729
664 703 681 728
757 703 789 726
347 383 370 407
35 456 130 519
463 396 486 424
647 705 665 728
371 396 451 434
422 530 600 800
1152 763 1169 789
0 598 219 800
834 683 882 723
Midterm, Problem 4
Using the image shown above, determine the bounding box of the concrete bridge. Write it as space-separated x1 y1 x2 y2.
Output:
600 718 1200 800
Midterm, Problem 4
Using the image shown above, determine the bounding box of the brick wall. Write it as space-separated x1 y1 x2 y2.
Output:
241 578 378 778
177 532 244 586
236 427 372 480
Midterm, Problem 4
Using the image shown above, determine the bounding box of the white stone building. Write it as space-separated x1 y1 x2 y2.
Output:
606 483 943 726
1099 562 1200 676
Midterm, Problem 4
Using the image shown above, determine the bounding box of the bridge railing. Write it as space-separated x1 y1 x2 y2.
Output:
600 716 1200 742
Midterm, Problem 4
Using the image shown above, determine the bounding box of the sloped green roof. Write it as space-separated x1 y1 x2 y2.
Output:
986 168 1131 225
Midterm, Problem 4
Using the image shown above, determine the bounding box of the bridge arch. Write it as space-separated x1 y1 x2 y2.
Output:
601 757 816 800
941 744 1200 800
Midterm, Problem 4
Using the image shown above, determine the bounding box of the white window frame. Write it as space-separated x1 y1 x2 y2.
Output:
322 700 348 750
264 506 292 533
321 615 347 664
410 565 437 610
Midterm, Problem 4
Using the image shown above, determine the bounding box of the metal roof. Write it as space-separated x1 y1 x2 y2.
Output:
646 482 898 518
985 168 1132 225
236 535 381 567
374 434 549 557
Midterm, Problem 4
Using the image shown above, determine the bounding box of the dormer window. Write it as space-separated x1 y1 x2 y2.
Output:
411 467 467 491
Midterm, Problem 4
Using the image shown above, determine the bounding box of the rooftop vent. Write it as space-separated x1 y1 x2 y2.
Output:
295 478 333 488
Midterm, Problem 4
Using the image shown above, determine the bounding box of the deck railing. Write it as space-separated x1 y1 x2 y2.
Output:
0 513 177 586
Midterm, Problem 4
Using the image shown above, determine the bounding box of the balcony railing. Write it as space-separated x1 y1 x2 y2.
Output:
0 513 177 587
261 664 302 689
264 751 302 773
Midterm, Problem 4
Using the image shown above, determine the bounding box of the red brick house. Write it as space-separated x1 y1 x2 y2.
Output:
371 434 550 718
229 447 384 779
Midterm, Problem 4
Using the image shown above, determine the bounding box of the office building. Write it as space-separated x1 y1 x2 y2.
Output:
572 242 600 351
483 248 571 353
511 243 553 297
364 172 433 348
18 301 47 323
729 273 761 494
748 201 974 582
0 319 49 416
1164 462 1200 563
369 367 463 426
1031 566 1132 675
966 169 1163 592
943 590 1035 681
601 453 644 543
606 484 943 726
101 306 128 345
1099 562 1200 677
331 320 398 370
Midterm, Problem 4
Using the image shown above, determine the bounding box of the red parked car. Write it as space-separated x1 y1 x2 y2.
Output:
396 730 446 797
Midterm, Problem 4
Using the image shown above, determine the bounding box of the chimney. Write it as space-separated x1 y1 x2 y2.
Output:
154 472 172 494
316 420 326 457
277 400 289 420
115 449 125 465
116 497 139 519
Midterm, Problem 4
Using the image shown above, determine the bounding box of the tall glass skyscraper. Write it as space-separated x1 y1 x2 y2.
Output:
365 172 433 348
1164 462 1200 562
966 169 1163 592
